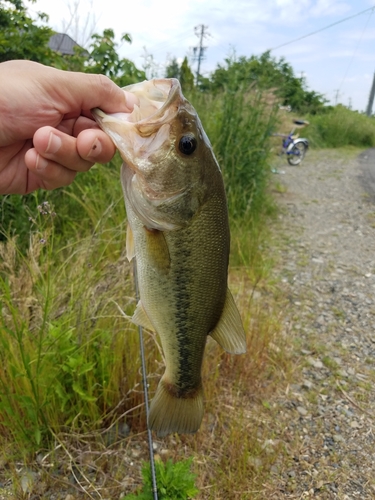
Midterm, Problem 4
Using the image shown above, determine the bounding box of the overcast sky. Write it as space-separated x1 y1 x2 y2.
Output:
30 0 375 112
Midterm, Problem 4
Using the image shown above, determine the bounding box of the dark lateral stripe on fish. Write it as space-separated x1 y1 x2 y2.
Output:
173 242 196 391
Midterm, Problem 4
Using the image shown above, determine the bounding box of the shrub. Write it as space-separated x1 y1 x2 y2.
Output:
307 105 375 148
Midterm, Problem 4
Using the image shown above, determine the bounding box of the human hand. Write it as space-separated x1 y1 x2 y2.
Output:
0 60 138 195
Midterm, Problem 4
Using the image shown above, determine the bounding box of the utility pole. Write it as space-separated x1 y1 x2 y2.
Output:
366 72 375 116
192 25 209 84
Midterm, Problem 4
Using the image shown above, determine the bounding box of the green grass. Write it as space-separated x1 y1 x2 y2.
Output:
306 105 375 149
191 86 278 219
0 85 285 497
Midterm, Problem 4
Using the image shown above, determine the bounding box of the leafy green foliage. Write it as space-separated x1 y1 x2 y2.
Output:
123 458 199 500
0 1 145 83
165 56 195 91
165 57 180 79
85 29 145 86
179 57 195 91
0 0 60 65
208 51 327 114
306 105 375 148
0 190 143 450
189 76 278 219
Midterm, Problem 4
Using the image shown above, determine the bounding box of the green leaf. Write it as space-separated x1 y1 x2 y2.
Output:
72 382 97 402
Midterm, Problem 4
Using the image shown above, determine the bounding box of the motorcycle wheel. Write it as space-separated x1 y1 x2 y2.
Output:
287 142 307 166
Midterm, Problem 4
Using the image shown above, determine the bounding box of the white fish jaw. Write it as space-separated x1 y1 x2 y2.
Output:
92 79 181 166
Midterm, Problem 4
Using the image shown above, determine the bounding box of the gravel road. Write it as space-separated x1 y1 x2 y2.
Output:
267 148 375 499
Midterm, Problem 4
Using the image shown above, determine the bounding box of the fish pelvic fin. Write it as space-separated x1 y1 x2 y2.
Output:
126 222 135 262
148 378 204 437
209 288 247 354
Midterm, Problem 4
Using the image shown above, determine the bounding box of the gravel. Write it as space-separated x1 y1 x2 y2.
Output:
267 149 375 499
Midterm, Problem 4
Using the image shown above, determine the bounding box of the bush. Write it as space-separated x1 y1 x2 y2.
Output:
306 105 375 148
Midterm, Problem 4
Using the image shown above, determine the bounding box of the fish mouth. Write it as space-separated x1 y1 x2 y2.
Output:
91 78 182 164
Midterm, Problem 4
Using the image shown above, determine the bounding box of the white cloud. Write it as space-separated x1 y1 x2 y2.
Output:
30 0 375 111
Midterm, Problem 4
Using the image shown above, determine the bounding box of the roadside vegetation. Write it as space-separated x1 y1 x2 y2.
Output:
1 0 375 498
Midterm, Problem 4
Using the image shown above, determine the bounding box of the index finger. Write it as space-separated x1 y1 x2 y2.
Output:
56 72 140 116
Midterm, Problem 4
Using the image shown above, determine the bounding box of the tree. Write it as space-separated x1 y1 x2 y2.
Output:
208 51 327 114
179 57 194 92
165 57 180 79
0 0 61 65
164 56 194 92
85 29 145 85
0 0 146 83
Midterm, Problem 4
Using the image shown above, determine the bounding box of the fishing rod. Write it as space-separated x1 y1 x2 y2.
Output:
133 259 159 500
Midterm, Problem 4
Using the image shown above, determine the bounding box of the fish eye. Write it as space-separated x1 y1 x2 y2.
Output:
178 134 197 155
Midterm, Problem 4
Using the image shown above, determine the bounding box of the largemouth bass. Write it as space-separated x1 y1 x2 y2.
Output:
92 79 246 437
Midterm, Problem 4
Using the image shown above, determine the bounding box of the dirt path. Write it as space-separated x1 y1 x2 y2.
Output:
266 148 375 499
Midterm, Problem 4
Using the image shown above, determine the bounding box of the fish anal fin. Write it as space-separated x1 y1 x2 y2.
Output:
148 378 204 437
209 288 247 354
132 300 154 331
144 227 170 272
126 222 135 262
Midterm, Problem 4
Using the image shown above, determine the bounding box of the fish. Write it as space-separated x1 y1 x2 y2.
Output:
92 79 246 437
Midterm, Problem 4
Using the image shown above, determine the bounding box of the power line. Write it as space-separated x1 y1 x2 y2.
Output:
147 29 194 53
337 8 374 102
270 5 375 52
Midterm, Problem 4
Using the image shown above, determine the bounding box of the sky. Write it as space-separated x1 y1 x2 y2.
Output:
29 0 375 112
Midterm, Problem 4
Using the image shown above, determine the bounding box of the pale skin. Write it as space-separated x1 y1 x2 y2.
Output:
0 60 138 195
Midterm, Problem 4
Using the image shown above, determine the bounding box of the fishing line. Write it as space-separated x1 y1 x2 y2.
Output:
133 259 159 500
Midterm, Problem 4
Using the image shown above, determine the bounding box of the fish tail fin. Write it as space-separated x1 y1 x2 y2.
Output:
148 378 204 437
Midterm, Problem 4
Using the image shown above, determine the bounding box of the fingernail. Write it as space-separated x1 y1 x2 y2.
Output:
87 138 102 159
36 155 49 171
46 133 62 154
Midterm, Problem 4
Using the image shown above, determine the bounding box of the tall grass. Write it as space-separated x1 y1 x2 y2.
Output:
0 174 161 452
306 105 375 148
0 84 283 498
191 85 278 220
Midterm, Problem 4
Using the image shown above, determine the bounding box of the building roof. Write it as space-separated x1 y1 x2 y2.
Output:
48 33 88 56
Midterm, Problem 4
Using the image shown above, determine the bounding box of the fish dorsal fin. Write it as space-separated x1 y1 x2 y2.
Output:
209 288 247 354
132 300 155 331
126 222 136 262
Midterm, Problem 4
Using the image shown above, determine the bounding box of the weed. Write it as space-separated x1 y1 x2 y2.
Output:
122 458 199 499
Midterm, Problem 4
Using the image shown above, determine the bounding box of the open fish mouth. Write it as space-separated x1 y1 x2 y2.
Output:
92 79 198 230
91 79 182 163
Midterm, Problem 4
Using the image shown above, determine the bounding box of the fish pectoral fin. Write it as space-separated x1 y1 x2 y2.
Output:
209 288 247 354
144 227 171 272
132 300 155 331
126 222 136 262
